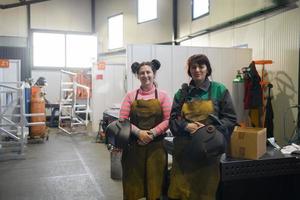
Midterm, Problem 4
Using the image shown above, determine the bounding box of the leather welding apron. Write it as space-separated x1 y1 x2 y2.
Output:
168 90 221 200
122 89 167 200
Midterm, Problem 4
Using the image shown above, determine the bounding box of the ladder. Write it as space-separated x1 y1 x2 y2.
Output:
58 70 90 134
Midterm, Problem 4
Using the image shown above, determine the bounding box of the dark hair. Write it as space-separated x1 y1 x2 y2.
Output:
187 54 212 77
131 59 161 74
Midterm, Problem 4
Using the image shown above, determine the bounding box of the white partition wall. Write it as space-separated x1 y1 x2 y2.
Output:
127 45 252 97
91 55 126 132
0 60 21 83
0 60 21 117
91 45 252 132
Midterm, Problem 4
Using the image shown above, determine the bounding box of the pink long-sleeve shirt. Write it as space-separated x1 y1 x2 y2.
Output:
119 85 171 137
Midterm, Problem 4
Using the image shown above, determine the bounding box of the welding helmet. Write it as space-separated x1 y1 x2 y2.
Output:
189 125 226 159
105 118 131 149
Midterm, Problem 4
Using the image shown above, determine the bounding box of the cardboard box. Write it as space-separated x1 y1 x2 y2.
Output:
229 126 266 160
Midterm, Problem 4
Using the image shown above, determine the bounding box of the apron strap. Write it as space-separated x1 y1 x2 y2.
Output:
135 89 139 100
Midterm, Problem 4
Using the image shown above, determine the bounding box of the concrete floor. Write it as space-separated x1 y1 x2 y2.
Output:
0 128 123 200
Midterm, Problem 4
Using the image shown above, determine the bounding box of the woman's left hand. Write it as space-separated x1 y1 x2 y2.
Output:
138 130 154 145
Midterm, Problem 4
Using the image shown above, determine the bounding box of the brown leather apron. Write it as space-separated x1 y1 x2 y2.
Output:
168 88 221 200
122 89 167 200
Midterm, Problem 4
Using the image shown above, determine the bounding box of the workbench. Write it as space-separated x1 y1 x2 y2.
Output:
163 137 300 200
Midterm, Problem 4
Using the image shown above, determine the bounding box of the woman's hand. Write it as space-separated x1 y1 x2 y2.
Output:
185 122 205 134
138 130 153 145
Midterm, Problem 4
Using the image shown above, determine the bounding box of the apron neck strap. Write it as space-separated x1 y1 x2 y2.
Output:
135 89 139 100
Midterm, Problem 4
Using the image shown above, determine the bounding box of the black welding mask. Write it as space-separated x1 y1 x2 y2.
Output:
176 125 227 172
106 119 131 149
188 125 226 160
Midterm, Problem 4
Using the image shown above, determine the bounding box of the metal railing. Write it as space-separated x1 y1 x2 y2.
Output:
0 82 45 160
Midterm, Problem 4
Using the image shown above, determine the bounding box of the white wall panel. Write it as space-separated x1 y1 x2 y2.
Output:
91 61 126 132
210 29 235 47
31 0 92 32
233 0 270 16
171 46 190 95
1 0 92 37
127 44 252 99
0 6 27 37
152 45 173 96
0 60 21 83
210 0 235 26
0 59 21 108
90 45 252 132
205 48 236 91
91 45 251 132
126 44 153 91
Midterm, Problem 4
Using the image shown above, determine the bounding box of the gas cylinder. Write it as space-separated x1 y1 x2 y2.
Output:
29 86 46 138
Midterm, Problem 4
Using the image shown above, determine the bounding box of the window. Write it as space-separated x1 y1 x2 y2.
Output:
192 0 209 20
138 0 157 23
108 14 123 49
66 35 97 68
32 32 97 68
33 32 65 67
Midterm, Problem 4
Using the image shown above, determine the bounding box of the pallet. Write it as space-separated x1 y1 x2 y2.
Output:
27 129 49 143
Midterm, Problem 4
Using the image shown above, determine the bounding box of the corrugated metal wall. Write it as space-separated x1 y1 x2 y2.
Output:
182 5 300 145
263 9 300 144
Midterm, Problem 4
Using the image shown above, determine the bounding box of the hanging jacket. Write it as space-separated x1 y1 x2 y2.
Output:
244 61 263 109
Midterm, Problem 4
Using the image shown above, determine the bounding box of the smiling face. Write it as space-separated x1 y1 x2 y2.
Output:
137 65 155 89
189 63 208 83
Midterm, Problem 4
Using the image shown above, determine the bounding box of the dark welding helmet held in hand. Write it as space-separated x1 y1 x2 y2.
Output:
186 114 226 159
178 125 227 172
190 125 226 159
105 118 131 149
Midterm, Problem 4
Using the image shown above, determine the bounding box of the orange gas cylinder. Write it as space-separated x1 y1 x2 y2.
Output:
30 86 46 138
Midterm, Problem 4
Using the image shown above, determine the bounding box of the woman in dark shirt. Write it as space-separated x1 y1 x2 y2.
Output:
168 54 237 200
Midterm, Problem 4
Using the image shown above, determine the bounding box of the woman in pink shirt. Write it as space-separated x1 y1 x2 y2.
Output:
119 59 171 200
